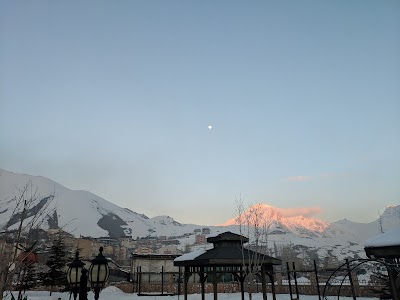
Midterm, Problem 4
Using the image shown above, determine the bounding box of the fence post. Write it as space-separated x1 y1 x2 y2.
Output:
313 260 321 300
161 266 164 295
270 269 277 300
287 262 293 300
135 266 139 293
138 266 142 295
292 262 299 299
346 259 357 300
178 267 182 296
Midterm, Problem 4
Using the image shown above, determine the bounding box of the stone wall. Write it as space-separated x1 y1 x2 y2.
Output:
111 282 134 293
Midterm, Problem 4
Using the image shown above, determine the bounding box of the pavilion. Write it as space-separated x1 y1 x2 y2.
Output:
364 227 400 300
174 231 281 300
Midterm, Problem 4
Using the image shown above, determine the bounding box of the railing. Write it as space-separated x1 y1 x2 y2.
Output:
133 259 395 298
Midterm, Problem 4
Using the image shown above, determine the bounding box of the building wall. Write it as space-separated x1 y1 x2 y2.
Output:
135 245 154 255
75 239 102 259
120 237 134 248
131 255 180 276
195 234 206 244
157 245 181 255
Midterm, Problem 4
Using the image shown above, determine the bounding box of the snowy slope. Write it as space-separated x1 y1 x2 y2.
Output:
0 169 205 238
331 205 400 241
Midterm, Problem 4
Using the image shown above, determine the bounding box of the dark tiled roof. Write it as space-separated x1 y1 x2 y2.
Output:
207 231 248 244
365 245 400 259
175 231 281 267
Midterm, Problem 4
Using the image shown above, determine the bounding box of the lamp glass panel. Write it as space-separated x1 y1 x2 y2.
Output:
68 266 83 284
89 264 109 284
98 264 109 282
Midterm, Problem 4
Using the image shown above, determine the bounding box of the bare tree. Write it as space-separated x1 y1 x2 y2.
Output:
234 198 273 300
378 211 384 234
0 181 55 300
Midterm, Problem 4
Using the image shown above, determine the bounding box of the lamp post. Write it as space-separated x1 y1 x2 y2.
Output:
67 252 85 300
67 247 109 300
89 247 110 300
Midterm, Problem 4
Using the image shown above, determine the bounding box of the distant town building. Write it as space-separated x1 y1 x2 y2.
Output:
119 237 134 248
75 238 102 259
161 239 180 246
202 227 211 235
195 234 206 244
135 245 155 255
158 245 182 255
97 237 119 245
131 253 180 276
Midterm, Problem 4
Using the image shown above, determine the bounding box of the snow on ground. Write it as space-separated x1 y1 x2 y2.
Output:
4 287 380 300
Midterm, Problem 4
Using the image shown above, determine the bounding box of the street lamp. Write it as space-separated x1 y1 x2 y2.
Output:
67 252 85 300
89 247 110 300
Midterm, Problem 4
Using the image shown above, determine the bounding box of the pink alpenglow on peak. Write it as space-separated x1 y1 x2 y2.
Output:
221 203 329 233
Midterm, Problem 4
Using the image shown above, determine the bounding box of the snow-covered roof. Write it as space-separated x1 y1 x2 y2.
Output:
364 227 400 248
206 231 235 239
174 249 207 262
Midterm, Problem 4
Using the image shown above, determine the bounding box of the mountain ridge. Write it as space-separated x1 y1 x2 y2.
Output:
1 168 399 263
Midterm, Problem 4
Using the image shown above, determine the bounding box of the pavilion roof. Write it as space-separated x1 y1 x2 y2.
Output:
174 231 281 267
364 227 400 259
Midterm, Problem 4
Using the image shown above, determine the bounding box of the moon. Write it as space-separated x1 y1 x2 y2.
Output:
208 125 213 130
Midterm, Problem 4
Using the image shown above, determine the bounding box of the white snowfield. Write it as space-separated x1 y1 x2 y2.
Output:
364 227 400 248
5 287 379 300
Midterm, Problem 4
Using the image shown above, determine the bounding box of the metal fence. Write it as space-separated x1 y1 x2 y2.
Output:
133 259 391 298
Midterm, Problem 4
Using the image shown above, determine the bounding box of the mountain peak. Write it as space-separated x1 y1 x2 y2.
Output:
382 204 400 218
222 203 329 235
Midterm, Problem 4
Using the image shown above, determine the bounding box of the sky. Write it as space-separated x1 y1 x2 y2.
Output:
1 1 399 226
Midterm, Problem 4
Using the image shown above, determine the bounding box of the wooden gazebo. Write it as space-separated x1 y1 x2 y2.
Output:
364 228 400 300
174 231 281 300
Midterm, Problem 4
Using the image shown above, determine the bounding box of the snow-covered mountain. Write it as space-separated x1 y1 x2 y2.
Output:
0 168 203 239
223 204 332 237
331 205 400 241
1 168 399 262
219 203 400 263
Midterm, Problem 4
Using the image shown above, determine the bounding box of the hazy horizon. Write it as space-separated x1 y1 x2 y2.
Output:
0 167 397 227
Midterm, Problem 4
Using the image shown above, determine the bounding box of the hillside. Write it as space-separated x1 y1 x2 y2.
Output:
0 168 204 238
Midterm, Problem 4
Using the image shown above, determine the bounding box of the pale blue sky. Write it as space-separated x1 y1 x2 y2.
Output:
1 1 399 225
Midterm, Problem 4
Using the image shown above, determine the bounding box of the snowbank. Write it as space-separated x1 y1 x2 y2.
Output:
364 227 400 248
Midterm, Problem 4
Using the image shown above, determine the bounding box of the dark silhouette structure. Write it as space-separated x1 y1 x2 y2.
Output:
174 231 281 300
364 229 400 300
